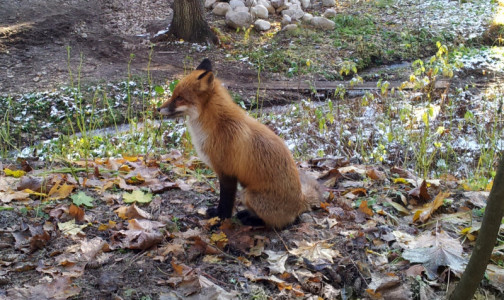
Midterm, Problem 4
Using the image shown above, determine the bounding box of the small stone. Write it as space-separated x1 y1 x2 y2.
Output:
213 3 231 15
205 0 217 9
251 5 268 19
225 11 253 29
322 0 336 6
282 7 304 20
229 0 245 9
245 0 257 5
257 0 275 14
281 14 291 25
254 19 271 31
323 8 337 18
300 0 310 9
270 0 284 8
311 16 335 30
235 6 249 12
302 13 313 22
283 24 298 31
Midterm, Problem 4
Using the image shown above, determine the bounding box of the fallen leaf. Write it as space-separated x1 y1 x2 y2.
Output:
57 219 88 236
289 240 339 263
486 264 504 292
68 204 85 221
210 232 228 249
110 229 162 250
17 176 44 192
413 191 450 223
48 183 75 200
71 191 94 208
264 250 289 274
4 168 26 178
0 190 30 203
408 180 431 203
123 190 152 204
359 200 374 216
463 191 489 208
402 230 466 279
7 276 81 299
114 203 152 220
366 168 386 181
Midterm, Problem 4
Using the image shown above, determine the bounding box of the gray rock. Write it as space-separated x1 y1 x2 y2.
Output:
311 16 335 30
254 19 271 31
205 0 217 9
281 14 292 25
281 7 304 20
235 6 250 12
322 0 335 6
230 0 245 9
225 11 253 29
323 8 337 18
213 2 231 15
302 13 313 22
300 0 311 9
257 0 275 14
245 0 257 5
270 0 284 8
283 24 298 31
251 5 268 19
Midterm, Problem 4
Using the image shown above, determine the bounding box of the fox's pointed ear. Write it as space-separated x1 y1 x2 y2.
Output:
196 58 212 72
197 70 214 93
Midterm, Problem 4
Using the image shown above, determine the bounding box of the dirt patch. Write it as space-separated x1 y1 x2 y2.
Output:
0 0 261 96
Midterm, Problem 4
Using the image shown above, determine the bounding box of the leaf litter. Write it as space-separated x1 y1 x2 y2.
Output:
2 151 502 299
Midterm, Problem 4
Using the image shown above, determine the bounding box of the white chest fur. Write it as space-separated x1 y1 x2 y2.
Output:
187 118 213 168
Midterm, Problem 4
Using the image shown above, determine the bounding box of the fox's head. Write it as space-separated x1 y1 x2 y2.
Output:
158 58 215 119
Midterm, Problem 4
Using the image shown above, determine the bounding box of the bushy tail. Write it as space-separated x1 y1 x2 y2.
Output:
299 171 324 209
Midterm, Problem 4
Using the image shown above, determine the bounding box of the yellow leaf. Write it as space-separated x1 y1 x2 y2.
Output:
119 165 132 172
412 210 422 222
23 189 47 197
4 168 26 178
122 155 139 162
207 216 221 226
47 183 75 200
393 178 408 184
98 224 109 231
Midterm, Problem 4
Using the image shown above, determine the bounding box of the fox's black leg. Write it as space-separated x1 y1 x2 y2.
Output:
236 210 266 227
206 174 237 220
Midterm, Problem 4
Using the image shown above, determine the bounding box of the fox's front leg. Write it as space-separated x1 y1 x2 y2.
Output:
206 174 237 220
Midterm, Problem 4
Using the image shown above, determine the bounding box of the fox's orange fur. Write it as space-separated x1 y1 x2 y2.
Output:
159 58 322 229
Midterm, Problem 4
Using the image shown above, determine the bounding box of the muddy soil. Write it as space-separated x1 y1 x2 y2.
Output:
0 0 258 96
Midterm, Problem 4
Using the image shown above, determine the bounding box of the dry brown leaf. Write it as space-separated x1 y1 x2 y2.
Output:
359 200 374 216
289 240 339 263
47 183 75 200
114 203 152 220
0 190 30 203
6 276 81 299
413 191 451 223
68 204 85 221
408 180 431 204
366 168 386 181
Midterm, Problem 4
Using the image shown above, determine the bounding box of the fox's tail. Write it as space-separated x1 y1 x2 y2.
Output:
299 171 324 209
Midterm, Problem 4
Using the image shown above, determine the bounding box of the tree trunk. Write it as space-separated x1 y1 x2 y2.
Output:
168 0 217 44
449 154 504 300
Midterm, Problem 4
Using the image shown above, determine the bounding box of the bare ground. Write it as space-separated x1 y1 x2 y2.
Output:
0 0 260 96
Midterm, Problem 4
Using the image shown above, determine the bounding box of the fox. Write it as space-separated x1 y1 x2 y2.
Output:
158 58 322 229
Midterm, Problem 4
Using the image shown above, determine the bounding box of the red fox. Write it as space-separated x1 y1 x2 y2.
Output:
158 58 322 228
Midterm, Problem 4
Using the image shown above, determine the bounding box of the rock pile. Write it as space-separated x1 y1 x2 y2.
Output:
205 0 336 32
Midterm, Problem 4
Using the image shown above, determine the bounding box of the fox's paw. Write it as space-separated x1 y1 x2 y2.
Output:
236 210 265 227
